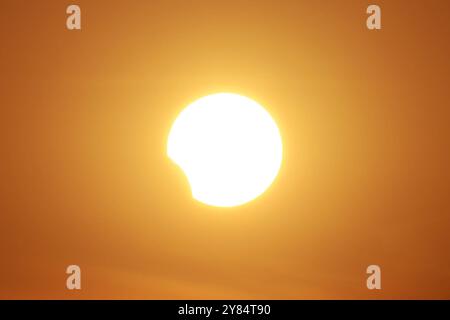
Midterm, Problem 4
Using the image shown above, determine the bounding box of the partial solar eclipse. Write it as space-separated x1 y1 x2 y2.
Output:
167 93 283 207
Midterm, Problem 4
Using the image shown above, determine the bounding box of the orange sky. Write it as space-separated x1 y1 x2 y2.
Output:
0 0 449 299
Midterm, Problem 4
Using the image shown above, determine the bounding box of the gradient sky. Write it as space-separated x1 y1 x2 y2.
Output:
0 0 449 299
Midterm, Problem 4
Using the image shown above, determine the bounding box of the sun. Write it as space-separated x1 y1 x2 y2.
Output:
167 93 283 207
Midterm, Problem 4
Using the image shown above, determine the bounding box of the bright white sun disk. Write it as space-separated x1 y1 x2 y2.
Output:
167 93 283 207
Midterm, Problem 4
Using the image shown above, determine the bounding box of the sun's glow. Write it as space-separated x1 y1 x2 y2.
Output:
167 93 283 207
